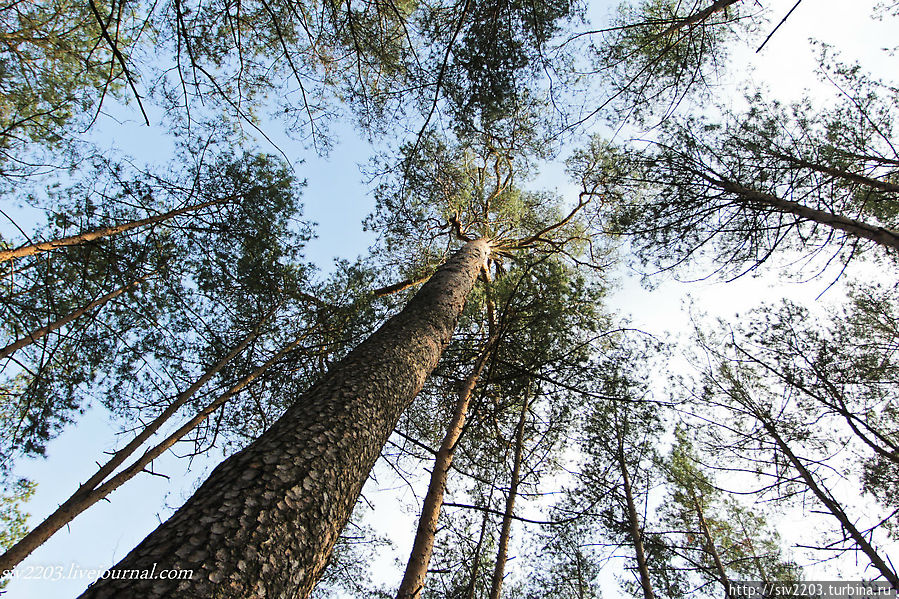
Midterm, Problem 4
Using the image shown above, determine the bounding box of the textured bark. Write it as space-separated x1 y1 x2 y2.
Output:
0 274 149 361
78 238 491 599
396 339 495 599
714 178 899 252
758 416 899 587
0 316 274 572
0 197 230 264
618 442 656 599
487 393 529 599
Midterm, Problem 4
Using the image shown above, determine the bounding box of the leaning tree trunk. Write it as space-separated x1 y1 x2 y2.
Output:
757 414 899 587
0 197 232 264
618 440 656 599
690 491 730 595
396 338 495 599
713 177 899 252
0 273 150 361
78 238 491 599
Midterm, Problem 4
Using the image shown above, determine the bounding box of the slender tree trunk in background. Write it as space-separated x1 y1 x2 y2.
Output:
0 274 150 361
78 238 491 599
660 0 740 37
691 492 730 594
0 313 280 572
487 392 530 599
757 415 899 587
396 337 496 599
618 440 656 599
738 519 770 582
0 197 231 264
713 178 899 252
465 510 491 599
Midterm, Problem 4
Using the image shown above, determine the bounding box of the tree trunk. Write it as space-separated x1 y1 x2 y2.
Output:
758 414 899 587
396 338 495 599
0 274 150 362
660 0 740 37
771 151 899 194
618 440 656 599
0 197 232 264
0 313 279 572
78 238 491 599
465 509 491 599
737 519 770 582
487 391 530 599
713 177 899 252
691 492 730 594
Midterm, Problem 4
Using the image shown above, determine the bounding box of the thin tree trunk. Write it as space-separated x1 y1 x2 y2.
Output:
737 519 770 582
713 177 899 252
374 274 432 297
396 337 496 599
0 274 150 361
0 197 232 264
660 0 740 37
487 391 530 599
771 151 899 194
690 492 730 594
78 238 491 599
758 415 899 587
618 440 656 599
465 509 491 599
0 311 278 572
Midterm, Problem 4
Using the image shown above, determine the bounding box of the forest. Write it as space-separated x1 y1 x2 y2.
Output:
0 0 897 597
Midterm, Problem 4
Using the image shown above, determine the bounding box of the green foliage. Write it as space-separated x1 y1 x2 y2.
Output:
591 0 753 121
662 428 801 587
520 521 601 599
0 151 322 469
0 0 133 176
437 0 578 132
683 295 899 576
575 72 899 280
0 478 34 552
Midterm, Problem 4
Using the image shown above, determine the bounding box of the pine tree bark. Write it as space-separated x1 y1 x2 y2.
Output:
0 197 232 264
487 392 530 599
618 440 656 599
396 338 495 599
78 238 491 599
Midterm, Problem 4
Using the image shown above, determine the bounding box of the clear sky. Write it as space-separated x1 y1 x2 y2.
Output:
3 1 897 597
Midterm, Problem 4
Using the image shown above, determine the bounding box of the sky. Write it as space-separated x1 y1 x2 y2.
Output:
2 0 898 597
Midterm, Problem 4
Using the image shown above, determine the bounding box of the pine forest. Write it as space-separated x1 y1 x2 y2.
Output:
0 0 897 597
